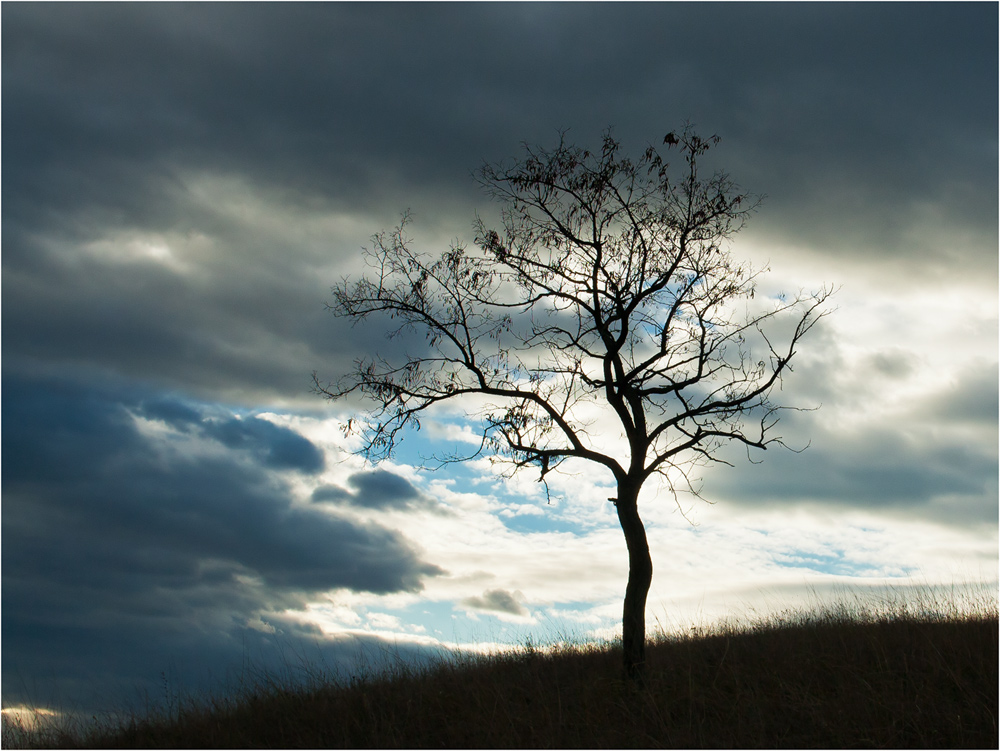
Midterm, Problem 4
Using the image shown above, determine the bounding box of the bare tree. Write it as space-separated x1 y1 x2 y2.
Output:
316 127 832 681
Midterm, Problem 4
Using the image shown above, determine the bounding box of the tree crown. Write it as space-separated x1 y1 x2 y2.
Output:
318 127 832 500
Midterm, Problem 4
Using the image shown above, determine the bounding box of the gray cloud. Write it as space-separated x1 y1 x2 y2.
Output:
138 394 325 472
707 416 997 528
460 589 528 617
919 361 1000 429
312 469 447 513
695 324 998 527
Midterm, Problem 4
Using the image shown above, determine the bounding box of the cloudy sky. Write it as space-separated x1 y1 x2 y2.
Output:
4 3 997 719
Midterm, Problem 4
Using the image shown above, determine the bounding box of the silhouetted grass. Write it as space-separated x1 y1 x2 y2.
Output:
6 591 997 749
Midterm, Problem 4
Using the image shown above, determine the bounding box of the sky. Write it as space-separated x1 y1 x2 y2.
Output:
3 2 997 720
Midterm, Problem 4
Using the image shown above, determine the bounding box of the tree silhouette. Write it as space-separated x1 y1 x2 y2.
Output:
316 127 833 681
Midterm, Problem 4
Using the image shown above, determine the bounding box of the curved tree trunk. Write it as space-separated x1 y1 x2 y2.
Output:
615 481 653 683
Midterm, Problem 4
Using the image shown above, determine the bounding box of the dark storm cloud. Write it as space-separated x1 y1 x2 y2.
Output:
2 372 444 712
3 3 995 404
3 372 442 594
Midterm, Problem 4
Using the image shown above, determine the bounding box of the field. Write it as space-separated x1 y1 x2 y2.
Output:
5 591 997 749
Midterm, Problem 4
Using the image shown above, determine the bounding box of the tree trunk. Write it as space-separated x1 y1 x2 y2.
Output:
615 481 653 684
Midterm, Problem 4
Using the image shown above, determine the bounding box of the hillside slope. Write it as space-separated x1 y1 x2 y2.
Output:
12 610 998 748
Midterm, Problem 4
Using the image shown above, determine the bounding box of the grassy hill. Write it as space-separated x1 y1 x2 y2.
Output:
7 602 997 748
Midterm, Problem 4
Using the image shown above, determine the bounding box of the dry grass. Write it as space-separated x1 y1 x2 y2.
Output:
6 591 997 749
